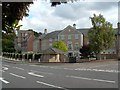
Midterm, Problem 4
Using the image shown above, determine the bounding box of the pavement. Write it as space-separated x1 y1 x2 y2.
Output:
0 58 119 89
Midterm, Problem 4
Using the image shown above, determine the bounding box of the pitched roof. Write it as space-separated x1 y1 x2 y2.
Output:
77 28 90 36
42 30 62 40
41 47 65 54
77 28 118 36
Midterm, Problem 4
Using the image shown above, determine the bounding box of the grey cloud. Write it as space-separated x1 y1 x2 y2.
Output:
52 2 117 21
53 3 91 21
86 2 117 11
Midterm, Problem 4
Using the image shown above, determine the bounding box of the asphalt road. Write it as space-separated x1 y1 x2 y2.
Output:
0 58 119 89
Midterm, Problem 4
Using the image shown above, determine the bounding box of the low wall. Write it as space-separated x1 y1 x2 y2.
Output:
100 54 117 59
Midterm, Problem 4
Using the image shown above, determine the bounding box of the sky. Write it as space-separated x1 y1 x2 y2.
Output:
19 0 118 33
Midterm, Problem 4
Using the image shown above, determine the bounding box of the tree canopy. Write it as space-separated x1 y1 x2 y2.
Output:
51 0 77 6
2 2 33 52
88 14 115 55
2 2 33 33
80 44 93 58
52 41 68 52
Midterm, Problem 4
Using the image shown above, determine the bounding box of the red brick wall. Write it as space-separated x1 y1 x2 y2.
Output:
27 32 35 52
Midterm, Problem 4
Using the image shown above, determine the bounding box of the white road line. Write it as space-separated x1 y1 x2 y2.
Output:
12 67 24 70
50 67 62 69
30 70 53 75
4 65 10 67
74 68 119 73
28 72 44 77
36 81 67 90
63 68 74 70
89 64 110 68
2 67 8 70
0 77 9 84
66 75 115 84
0 70 5 72
30 65 49 68
10 73 26 79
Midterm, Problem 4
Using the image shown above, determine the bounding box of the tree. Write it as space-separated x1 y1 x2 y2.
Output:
80 44 93 58
51 0 77 6
52 41 68 52
2 33 15 52
88 14 115 58
2 2 33 33
2 2 33 52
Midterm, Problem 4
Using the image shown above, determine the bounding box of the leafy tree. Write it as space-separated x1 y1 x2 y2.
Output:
52 41 68 52
88 14 115 58
80 44 93 58
2 2 33 52
2 2 33 33
51 0 78 6
2 32 15 52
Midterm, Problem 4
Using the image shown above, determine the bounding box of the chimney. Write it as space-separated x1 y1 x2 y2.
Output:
44 29 47 34
73 24 76 29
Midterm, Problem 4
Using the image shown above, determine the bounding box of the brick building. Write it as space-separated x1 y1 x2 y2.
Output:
41 24 84 57
15 30 35 53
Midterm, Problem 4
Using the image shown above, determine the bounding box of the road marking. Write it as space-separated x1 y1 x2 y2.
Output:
30 65 49 68
66 75 116 84
10 73 26 79
28 72 44 77
0 70 5 72
63 68 74 70
74 68 119 73
30 70 53 75
4 65 10 67
89 64 111 68
36 81 68 90
0 77 9 84
2 67 8 70
13 67 24 70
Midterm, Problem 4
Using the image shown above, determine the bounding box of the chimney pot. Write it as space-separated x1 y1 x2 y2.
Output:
44 29 47 34
73 24 76 28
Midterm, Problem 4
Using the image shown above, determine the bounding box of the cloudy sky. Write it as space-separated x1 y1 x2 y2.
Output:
19 0 118 33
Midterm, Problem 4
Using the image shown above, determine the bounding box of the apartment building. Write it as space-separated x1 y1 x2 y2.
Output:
15 30 35 53
41 24 84 57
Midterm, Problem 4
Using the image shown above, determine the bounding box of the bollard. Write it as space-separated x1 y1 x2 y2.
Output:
29 59 31 62
104 56 106 60
38 58 41 62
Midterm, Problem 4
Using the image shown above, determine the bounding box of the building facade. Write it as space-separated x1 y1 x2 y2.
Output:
15 30 35 53
41 25 84 57
15 24 118 59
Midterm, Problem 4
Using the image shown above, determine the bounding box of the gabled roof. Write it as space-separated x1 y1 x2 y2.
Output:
77 28 90 36
77 28 118 36
41 47 65 54
64 25 76 31
42 30 62 40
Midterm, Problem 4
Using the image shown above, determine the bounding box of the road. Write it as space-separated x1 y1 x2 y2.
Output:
0 58 119 89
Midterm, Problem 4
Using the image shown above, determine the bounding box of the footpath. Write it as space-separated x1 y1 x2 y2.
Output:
1 56 118 65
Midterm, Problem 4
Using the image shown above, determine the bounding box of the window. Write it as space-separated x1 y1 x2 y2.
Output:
68 35 72 40
49 43 52 47
74 43 79 50
49 38 52 42
68 44 72 50
75 34 79 39
60 35 64 40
